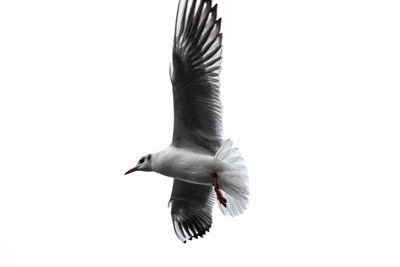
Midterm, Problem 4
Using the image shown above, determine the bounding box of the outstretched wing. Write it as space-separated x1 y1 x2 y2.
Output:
169 180 215 242
169 0 223 242
170 0 223 152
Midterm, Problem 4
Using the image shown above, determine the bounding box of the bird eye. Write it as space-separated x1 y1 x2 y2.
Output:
138 157 145 164
147 154 151 160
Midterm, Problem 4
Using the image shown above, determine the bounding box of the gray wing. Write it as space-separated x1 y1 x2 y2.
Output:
168 0 223 242
169 180 215 242
170 0 223 152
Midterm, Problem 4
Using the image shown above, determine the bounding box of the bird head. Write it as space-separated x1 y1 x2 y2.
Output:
125 154 152 174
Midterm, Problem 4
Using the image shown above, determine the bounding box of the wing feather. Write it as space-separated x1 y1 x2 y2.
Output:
170 0 223 152
169 180 215 243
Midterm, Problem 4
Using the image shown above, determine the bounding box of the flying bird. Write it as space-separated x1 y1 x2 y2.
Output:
125 0 249 243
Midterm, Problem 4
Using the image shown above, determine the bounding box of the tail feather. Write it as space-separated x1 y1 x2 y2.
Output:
215 139 233 159
215 139 249 216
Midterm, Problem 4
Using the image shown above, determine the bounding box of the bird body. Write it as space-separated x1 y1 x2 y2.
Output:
125 0 249 242
152 146 226 186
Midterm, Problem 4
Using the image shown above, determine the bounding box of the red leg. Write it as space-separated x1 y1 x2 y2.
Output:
214 173 227 208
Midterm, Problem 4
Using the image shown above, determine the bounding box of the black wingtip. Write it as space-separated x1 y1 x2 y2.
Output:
211 4 218 14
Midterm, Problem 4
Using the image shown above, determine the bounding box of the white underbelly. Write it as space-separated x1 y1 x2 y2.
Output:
154 147 224 185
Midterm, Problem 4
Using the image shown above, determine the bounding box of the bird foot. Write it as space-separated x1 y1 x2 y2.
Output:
213 173 227 208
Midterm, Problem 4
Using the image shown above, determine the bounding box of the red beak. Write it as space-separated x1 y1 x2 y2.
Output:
124 167 137 175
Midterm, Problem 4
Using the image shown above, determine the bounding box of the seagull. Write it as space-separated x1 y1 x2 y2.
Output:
125 0 249 243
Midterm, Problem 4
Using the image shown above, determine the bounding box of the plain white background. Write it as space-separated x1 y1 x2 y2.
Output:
1 0 399 266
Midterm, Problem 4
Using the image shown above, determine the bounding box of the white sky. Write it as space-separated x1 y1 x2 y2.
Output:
1 0 399 266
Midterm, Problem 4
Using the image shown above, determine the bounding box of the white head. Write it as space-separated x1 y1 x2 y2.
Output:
125 154 153 175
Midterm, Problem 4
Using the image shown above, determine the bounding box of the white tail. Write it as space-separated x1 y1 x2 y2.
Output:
215 139 249 216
